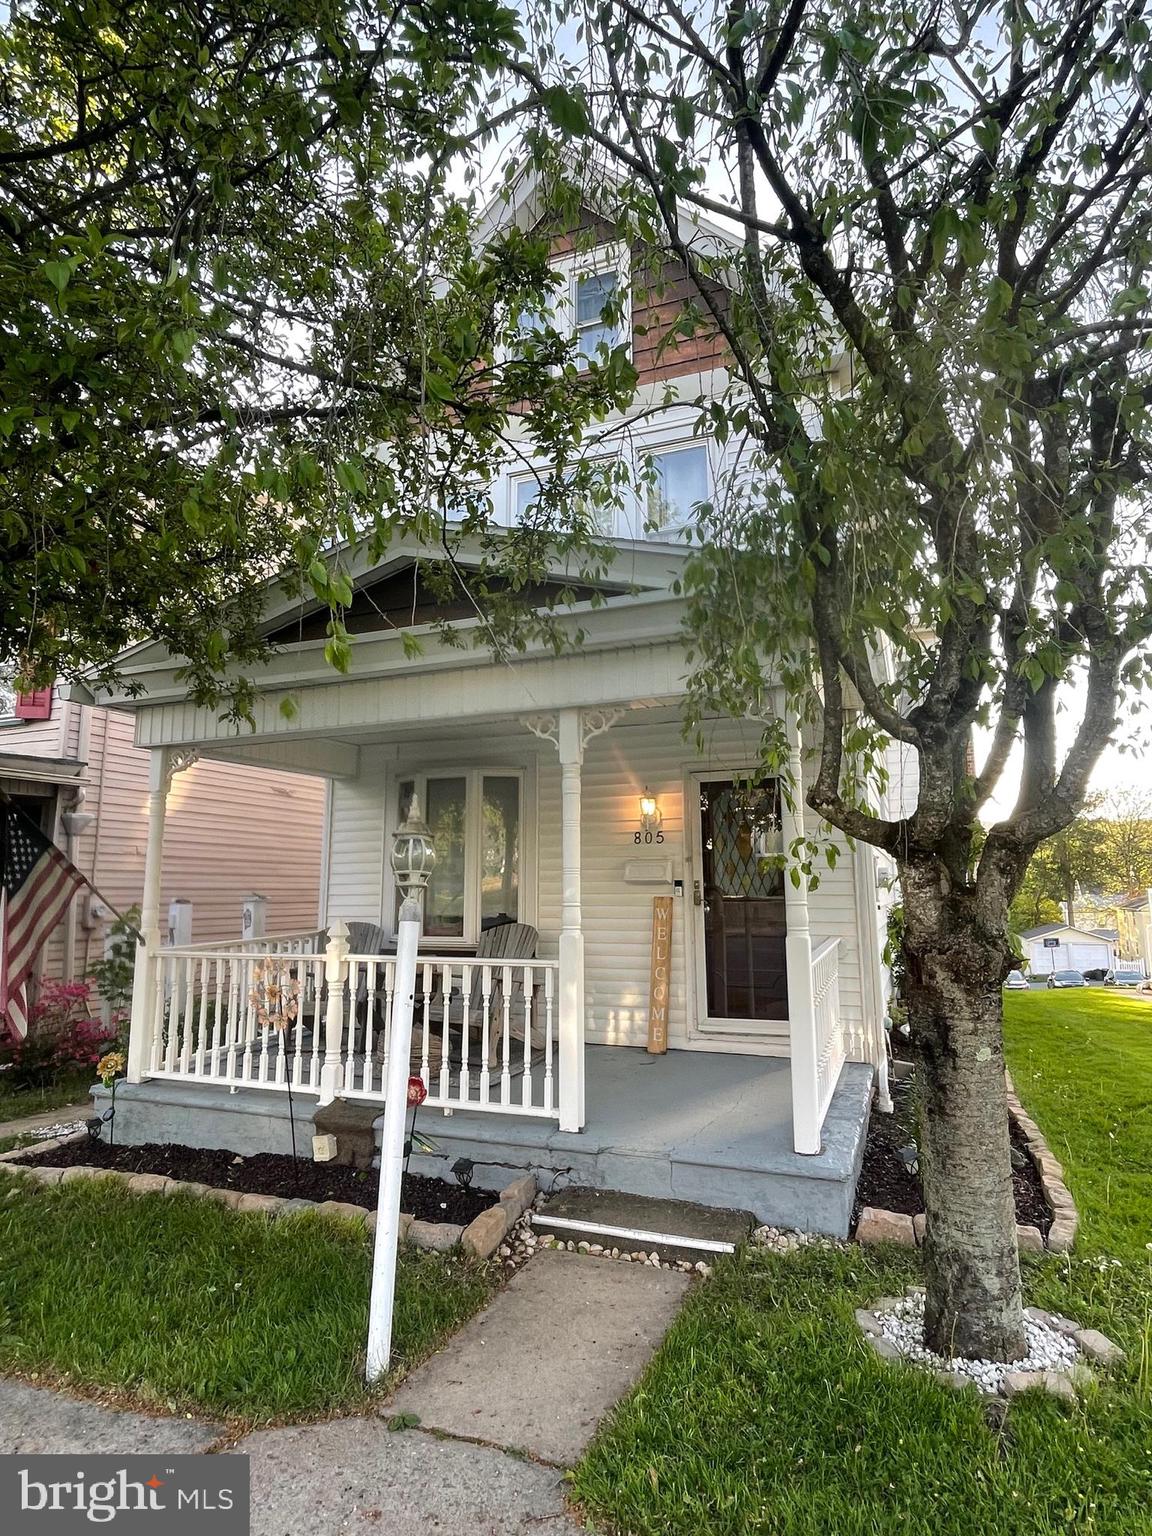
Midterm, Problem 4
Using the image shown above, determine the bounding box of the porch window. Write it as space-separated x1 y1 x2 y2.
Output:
397 771 522 944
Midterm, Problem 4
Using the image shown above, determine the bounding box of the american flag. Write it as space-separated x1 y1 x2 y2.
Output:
1 801 87 1039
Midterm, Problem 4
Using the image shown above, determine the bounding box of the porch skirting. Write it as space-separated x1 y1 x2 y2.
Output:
95 1047 873 1236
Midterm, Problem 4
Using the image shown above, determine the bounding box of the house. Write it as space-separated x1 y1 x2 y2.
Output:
72 175 906 1235
0 685 327 1007
1020 922 1119 977
1101 893 1152 973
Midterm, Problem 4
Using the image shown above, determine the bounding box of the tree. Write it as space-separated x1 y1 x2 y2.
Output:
1009 811 1108 930
2 0 629 713
502 0 1152 1359
1098 788 1152 891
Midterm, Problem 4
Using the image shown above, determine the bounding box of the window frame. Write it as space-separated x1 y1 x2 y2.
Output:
504 242 631 371
388 766 529 949
642 438 713 537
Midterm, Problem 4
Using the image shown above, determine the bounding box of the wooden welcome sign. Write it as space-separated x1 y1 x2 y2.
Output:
647 896 673 1054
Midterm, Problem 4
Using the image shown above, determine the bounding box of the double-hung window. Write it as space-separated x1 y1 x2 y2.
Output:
645 442 710 535
573 268 624 366
396 771 523 944
511 458 619 535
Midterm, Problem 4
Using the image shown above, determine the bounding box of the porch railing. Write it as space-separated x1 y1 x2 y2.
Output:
171 929 327 956
144 943 559 1120
810 936 846 1127
790 934 846 1154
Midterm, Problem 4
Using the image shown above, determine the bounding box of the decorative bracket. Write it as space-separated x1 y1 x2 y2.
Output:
520 713 559 749
164 748 200 789
580 707 624 749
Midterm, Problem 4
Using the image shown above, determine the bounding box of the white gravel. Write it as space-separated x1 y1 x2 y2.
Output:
29 1120 88 1141
875 1291 1078 1393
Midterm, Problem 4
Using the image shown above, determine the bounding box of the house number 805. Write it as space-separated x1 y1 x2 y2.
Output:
634 830 665 844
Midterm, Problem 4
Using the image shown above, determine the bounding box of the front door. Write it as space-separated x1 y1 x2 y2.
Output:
692 777 789 1032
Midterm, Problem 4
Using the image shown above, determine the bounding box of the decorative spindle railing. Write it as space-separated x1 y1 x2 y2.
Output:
145 941 559 1121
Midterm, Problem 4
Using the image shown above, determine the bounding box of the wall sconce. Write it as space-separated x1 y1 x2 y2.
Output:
638 787 663 841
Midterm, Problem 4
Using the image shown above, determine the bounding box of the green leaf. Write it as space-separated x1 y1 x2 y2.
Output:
42 260 73 293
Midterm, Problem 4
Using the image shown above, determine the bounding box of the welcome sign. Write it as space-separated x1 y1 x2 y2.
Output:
647 896 673 1054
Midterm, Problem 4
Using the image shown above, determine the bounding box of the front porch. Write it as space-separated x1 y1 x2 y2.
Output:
100 1045 874 1234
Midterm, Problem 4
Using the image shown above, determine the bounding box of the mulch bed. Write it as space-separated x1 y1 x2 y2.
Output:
17 1139 493 1226
852 1072 1052 1233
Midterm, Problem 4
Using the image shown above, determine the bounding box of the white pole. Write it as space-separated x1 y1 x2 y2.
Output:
365 792 434 1384
365 894 420 1381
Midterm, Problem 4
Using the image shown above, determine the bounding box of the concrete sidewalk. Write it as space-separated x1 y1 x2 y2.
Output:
0 1250 691 1531
0 1381 581 1535
0 1101 92 1141
389 1248 692 1465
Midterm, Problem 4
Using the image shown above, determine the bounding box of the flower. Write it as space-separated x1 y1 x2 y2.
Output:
97 1051 126 1087
407 1075 428 1107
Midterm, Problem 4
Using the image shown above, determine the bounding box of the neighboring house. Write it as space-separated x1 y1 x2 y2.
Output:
1098 892 1152 972
0 685 327 1009
74 173 910 1235
1020 922 1119 977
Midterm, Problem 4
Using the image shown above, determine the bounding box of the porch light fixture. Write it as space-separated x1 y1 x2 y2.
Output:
390 792 436 913
638 787 661 834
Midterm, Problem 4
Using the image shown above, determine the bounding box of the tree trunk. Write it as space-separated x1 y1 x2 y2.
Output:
900 859 1027 1362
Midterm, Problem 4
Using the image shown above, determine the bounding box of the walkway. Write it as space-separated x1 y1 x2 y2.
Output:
0 1248 691 1533
0 1101 91 1141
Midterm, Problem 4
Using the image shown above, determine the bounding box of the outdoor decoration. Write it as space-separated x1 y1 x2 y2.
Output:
647 896 673 1054
96 1050 126 1145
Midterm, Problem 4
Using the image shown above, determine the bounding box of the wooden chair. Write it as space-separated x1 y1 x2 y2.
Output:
434 922 542 1044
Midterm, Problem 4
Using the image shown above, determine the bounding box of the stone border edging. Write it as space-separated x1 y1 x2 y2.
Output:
0 1135 536 1261
1005 1070 1078 1253
855 1068 1077 1254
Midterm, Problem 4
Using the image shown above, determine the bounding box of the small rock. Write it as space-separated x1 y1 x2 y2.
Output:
277 1198 319 1219
497 1173 537 1221
913 1213 926 1245
854 1308 884 1337
461 1204 509 1259
60 1165 119 1185
236 1193 284 1216
17 1165 64 1186
313 1199 369 1225
934 1368 974 1391
1074 1328 1125 1366
408 1219 463 1252
202 1186 243 1209
1015 1223 1045 1254
1047 1218 1077 1253
856 1208 917 1247
589 1244 604 1255
577 1241 590 1252
866 1333 904 1362
126 1173 171 1197
1003 1369 1077 1402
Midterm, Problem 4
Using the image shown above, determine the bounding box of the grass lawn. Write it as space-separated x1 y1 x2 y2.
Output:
571 989 1152 1536
0 1069 95 1120
0 1176 495 1423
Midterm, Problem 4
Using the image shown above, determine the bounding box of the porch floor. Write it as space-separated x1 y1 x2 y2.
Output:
101 1046 874 1236
411 1047 873 1235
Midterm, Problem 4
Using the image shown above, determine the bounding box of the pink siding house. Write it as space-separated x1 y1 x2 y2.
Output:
0 686 326 995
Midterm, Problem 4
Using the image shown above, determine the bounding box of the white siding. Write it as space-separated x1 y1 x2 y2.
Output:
325 713 874 1056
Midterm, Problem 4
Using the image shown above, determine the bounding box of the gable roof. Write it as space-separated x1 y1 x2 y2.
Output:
1021 922 1115 944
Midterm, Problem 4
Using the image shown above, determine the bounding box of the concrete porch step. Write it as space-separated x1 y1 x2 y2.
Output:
532 1185 755 1263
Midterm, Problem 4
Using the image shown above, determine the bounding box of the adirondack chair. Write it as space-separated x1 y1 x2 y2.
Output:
433 921 542 1046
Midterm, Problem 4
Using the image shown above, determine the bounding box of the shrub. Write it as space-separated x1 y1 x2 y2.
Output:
0 980 116 1090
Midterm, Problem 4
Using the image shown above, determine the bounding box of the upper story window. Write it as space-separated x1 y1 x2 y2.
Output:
511 244 630 371
645 442 710 535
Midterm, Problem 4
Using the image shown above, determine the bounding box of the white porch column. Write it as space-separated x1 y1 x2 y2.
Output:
126 749 170 1084
783 716 821 1154
557 708 586 1133
319 918 350 1104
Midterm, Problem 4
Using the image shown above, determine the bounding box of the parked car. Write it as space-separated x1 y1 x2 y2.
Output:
1046 969 1087 989
1004 970 1030 990
1106 967 1146 988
